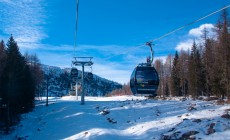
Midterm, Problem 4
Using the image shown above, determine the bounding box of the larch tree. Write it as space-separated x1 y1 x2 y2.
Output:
216 9 230 99
164 54 173 96
178 50 189 97
24 53 44 98
154 59 164 97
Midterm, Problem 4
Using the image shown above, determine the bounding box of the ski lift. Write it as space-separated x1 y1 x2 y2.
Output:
71 68 78 78
86 66 93 80
87 72 93 80
130 42 159 97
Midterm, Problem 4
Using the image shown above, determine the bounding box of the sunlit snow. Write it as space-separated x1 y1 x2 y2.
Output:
1 96 230 140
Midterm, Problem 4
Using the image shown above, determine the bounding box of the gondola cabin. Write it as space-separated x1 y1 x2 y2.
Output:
71 68 78 77
87 72 93 80
71 68 78 79
130 64 159 97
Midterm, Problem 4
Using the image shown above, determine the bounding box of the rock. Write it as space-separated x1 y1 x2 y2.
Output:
221 114 230 119
187 106 197 111
168 127 175 132
183 118 189 121
181 131 199 139
100 109 110 116
206 123 215 135
107 118 117 124
161 131 181 140
192 119 202 123
95 106 99 110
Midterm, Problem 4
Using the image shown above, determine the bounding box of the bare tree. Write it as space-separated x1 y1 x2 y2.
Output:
154 59 164 97
178 50 189 97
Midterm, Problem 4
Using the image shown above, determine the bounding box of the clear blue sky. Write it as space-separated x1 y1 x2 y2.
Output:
0 0 229 84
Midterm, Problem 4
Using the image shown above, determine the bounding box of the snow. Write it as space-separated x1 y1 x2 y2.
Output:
1 96 230 140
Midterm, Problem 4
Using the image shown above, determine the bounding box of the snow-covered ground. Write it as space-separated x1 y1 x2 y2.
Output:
1 96 230 140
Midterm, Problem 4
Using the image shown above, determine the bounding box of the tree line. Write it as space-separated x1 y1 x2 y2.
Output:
0 35 123 133
0 36 43 133
110 10 230 99
155 10 230 99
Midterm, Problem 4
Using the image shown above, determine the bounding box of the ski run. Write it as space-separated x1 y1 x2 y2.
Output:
1 96 230 140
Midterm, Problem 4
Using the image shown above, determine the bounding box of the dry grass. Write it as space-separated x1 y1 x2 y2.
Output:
216 99 225 105
225 98 230 104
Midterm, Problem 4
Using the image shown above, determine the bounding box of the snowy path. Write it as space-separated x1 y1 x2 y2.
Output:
1 96 230 140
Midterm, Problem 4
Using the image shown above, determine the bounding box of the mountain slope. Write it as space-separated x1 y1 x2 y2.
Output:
40 65 122 97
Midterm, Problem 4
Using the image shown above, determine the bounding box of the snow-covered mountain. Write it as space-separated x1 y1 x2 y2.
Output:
40 65 122 97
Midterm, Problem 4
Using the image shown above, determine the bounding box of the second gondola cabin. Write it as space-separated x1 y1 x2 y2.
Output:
70 68 78 79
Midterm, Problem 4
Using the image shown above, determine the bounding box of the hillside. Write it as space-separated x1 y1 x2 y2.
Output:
40 65 122 97
1 96 229 140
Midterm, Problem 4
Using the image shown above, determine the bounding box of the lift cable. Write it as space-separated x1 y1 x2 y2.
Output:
148 4 230 44
104 4 230 61
74 0 80 56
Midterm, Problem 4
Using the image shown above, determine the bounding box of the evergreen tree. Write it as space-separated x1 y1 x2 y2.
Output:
171 51 181 96
0 40 7 96
0 40 7 124
1 35 36 131
202 28 211 97
21 65 35 112
188 41 205 98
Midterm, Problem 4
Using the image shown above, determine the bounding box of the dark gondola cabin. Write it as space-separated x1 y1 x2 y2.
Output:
87 72 93 80
130 42 159 97
71 68 78 79
130 65 159 97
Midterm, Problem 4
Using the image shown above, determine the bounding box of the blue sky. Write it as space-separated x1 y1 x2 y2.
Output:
0 0 229 84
